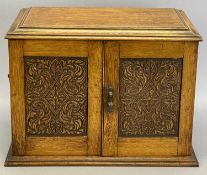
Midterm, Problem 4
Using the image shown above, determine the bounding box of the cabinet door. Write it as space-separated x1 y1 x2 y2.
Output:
103 41 193 157
9 40 102 156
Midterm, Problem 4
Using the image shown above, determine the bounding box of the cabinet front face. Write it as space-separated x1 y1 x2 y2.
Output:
9 40 103 156
10 39 198 158
103 41 198 157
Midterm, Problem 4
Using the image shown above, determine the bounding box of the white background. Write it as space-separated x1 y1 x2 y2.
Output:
0 0 207 175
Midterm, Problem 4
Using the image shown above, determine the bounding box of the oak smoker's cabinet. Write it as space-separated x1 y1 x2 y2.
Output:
5 7 202 166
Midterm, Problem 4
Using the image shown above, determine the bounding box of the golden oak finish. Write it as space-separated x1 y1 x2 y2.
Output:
5 146 198 167
23 40 88 57
107 41 181 157
118 138 178 157
9 40 102 156
120 41 184 58
178 42 199 155
5 7 201 167
6 8 202 41
102 41 119 156
25 137 87 156
9 40 25 155
87 41 103 156
5 145 198 167
22 8 185 29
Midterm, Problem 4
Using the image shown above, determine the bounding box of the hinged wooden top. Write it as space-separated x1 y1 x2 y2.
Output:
6 7 202 41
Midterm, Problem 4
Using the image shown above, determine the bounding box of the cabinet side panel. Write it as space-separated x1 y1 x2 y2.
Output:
178 42 198 156
87 41 103 155
9 40 25 155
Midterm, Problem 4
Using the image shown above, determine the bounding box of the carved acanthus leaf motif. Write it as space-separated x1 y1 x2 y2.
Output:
24 56 88 136
119 58 182 137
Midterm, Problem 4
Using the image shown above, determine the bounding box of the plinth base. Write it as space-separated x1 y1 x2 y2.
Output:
5 144 198 167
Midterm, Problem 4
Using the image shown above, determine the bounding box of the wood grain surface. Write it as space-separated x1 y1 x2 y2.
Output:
9 40 25 155
87 41 103 156
6 8 202 41
5 145 199 167
21 8 185 29
6 7 201 166
118 138 178 156
102 41 119 156
178 42 198 155
9 40 102 156
120 41 184 58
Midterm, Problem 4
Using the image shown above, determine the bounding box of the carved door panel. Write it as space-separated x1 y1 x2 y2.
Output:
103 41 184 156
14 40 102 156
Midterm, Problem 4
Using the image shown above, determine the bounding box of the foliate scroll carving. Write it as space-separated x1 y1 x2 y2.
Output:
24 56 88 136
119 58 182 137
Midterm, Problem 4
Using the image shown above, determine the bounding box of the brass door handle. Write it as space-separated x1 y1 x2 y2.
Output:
107 87 114 112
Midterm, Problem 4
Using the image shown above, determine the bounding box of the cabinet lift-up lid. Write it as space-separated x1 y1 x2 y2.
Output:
6 7 202 41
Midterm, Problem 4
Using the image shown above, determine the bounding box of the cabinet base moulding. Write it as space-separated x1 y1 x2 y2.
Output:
5 145 198 167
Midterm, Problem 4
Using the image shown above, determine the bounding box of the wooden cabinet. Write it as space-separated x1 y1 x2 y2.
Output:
5 7 202 166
